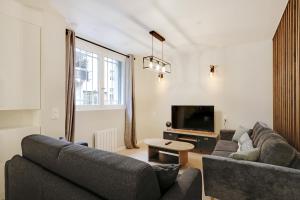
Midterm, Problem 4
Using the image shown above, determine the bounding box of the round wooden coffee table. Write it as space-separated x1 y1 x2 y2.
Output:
144 138 195 166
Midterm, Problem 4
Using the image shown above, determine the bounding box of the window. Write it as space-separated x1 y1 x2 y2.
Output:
103 57 123 105
75 48 99 106
75 40 125 110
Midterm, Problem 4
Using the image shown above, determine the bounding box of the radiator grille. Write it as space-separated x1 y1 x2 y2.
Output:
94 128 118 152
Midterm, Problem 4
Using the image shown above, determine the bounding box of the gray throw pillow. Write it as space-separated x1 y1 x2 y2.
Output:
152 164 180 193
229 148 260 161
232 126 249 142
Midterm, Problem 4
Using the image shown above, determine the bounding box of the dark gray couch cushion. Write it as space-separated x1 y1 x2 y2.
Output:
253 128 274 147
259 137 296 167
290 153 300 170
212 150 233 157
251 122 269 141
256 132 285 148
21 135 161 200
214 140 238 152
6 155 102 200
21 134 72 170
152 164 180 194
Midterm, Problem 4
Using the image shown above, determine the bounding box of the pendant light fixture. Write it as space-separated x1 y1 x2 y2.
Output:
143 31 171 80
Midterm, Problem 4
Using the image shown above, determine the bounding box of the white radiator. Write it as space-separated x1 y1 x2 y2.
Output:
94 128 118 152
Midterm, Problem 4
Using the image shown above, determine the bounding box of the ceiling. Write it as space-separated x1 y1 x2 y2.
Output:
50 0 287 56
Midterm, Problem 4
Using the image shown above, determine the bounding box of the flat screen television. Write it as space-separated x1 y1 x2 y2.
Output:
171 105 214 132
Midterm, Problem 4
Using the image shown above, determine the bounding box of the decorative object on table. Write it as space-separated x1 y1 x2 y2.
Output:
166 121 172 130
143 31 171 81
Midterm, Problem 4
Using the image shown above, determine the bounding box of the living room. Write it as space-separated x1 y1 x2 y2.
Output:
1 0 299 199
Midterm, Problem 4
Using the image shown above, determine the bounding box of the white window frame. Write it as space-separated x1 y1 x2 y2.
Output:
75 39 126 111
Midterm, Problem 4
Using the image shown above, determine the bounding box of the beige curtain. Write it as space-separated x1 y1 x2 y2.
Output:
124 55 139 149
65 29 76 142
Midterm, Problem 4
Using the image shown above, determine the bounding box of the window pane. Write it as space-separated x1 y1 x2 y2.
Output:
103 57 123 105
75 48 99 105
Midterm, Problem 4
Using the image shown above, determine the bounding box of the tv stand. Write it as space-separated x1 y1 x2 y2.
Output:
163 129 219 154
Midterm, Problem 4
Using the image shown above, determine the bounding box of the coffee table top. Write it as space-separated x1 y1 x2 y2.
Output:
144 138 194 151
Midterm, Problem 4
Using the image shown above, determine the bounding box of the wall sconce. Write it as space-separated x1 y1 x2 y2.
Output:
210 65 216 78
158 73 164 82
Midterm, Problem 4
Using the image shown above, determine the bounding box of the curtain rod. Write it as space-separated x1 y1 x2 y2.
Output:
75 36 130 58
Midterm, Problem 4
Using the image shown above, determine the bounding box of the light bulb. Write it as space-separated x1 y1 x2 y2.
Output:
156 64 160 71
210 72 214 78
161 66 166 73
149 61 153 68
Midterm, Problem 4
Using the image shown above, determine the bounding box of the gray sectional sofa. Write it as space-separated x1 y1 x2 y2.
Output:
5 135 202 200
203 122 300 200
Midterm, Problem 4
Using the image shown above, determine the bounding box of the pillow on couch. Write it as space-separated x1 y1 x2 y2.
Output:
259 137 296 167
152 164 180 193
238 133 251 144
229 148 260 161
251 122 269 140
237 133 254 151
232 126 249 142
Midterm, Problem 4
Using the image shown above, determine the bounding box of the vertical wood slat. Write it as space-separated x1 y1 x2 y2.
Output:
273 0 300 151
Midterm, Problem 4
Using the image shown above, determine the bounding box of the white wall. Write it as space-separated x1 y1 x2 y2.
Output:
40 8 66 138
0 1 66 198
75 109 125 148
134 40 273 141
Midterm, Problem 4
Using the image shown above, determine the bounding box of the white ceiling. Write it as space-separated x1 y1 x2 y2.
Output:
50 0 287 56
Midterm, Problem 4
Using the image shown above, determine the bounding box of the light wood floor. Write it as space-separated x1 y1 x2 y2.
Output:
118 143 211 200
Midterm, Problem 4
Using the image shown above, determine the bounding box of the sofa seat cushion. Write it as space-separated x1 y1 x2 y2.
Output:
211 150 233 157
259 137 296 167
214 140 238 152
21 135 161 200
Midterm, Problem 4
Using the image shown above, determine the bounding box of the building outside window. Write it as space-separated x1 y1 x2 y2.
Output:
75 39 125 110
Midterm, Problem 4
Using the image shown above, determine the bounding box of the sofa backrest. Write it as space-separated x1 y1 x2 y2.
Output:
21 135 161 200
259 137 296 167
250 122 298 168
290 153 300 170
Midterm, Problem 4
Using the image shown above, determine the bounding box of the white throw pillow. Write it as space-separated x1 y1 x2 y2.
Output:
237 133 253 152
240 139 254 151
232 126 249 142
229 148 260 161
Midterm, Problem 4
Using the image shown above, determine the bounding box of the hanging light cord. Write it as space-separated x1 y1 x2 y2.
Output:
162 41 164 60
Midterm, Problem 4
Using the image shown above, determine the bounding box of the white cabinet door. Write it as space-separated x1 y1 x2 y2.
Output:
0 13 41 110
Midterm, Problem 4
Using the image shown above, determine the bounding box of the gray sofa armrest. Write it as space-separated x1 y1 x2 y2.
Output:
220 129 235 141
203 155 300 200
160 168 202 200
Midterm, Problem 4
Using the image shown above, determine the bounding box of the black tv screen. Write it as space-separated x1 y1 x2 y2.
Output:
171 105 214 132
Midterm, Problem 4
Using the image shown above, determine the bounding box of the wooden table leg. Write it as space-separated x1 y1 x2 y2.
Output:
179 151 188 166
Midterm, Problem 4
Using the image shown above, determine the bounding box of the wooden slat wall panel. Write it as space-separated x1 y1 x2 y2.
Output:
273 0 300 151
